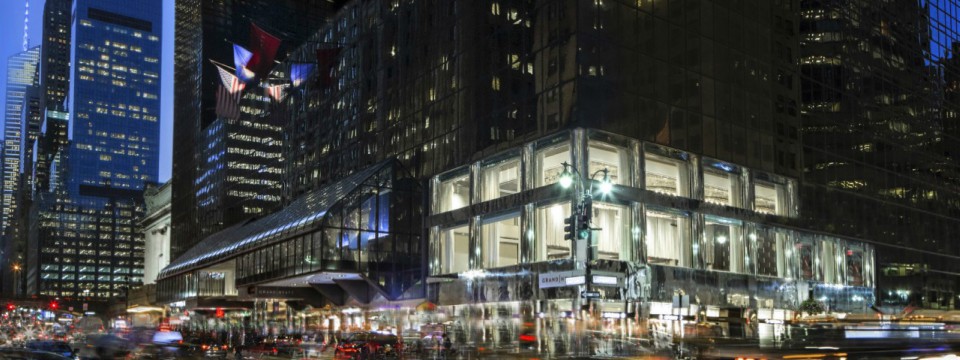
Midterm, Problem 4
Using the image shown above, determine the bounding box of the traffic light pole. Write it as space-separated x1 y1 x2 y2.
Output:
559 162 608 314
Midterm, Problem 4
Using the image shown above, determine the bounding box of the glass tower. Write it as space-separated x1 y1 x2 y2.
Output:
1 47 40 238
32 0 162 298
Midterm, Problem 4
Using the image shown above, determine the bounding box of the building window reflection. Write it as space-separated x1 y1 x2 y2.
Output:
480 212 521 268
440 225 469 274
536 202 571 260
751 226 794 279
645 208 691 267
796 236 816 281
845 244 865 287
703 216 744 273
820 238 840 284
479 154 520 202
436 168 470 213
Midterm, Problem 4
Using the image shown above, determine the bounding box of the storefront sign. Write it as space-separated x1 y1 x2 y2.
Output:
538 270 583 289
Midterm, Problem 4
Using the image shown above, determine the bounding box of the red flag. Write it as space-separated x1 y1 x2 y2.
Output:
216 84 241 119
316 48 342 87
247 23 282 78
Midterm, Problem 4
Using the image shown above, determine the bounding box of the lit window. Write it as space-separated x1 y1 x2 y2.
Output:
703 216 744 273
703 159 743 207
645 208 691 267
644 148 689 197
438 225 469 274
435 169 469 213
479 154 520 202
534 139 570 187
480 213 521 268
536 202 571 261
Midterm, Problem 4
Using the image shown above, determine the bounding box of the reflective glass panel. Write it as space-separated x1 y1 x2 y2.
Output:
645 209 691 267
480 213 522 268
592 202 630 261
536 202 572 260
645 154 688 196
703 216 744 273
588 141 630 186
437 171 470 213
441 225 469 274
535 143 571 187
479 156 521 202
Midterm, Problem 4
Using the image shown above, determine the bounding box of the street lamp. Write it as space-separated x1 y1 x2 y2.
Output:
11 263 21 298
557 161 613 312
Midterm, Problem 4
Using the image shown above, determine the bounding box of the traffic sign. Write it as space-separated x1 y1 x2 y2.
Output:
581 291 601 299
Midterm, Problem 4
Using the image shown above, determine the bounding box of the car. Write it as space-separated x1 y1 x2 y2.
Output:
334 332 402 359
183 338 229 358
25 340 74 358
0 349 72 360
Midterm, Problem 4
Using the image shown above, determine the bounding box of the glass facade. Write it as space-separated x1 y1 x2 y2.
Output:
171 0 336 262
427 129 864 291
799 0 960 308
1 47 40 237
158 160 423 303
31 0 162 298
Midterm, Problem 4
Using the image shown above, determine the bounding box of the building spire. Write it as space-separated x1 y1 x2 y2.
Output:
22 0 29 51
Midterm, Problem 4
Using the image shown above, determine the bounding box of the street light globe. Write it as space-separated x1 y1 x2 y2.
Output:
599 179 613 194
559 172 574 188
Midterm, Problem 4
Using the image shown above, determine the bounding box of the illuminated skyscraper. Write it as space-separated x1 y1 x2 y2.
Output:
171 0 337 260
30 0 162 298
1 47 40 239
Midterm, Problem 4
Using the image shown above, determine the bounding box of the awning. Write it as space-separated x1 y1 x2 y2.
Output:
159 159 396 279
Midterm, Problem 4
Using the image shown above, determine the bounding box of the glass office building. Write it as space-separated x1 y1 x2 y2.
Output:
171 0 339 261
1 47 40 237
163 0 960 353
30 0 162 298
799 0 960 309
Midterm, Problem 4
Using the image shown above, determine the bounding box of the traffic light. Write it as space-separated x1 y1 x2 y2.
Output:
578 198 593 240
215 307 225 318
6 304 14 312
49 301 58 310
563 215 577 241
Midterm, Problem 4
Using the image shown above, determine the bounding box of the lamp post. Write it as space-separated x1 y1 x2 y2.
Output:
558 161 613 313
11 263 21 298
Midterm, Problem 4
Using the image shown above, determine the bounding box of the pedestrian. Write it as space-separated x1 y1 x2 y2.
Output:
234 346 243 360
442 333 452 358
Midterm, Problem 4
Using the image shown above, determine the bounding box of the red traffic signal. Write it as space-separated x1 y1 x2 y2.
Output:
6 304 14 311
215 307 224 318
49 301 58 310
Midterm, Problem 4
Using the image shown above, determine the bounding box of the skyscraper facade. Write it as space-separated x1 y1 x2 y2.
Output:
157 0 960 353
171 0 339 260
30 0 162 298
799 0 960 309
1 47 40 238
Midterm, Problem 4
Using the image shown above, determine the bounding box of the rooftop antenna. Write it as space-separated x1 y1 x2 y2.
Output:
22 0 30 51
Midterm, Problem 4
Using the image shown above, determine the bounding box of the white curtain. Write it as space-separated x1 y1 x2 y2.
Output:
439 175 469 212
593 204 627 260
442 226 469 274
537 203 571 260
645 212 687 266
480 159 520 201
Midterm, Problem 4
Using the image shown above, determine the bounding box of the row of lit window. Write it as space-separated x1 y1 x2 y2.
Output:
434 131 797 217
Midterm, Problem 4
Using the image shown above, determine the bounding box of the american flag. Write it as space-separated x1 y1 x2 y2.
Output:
264 83 288 102
216 84 241 120
216 64 246 94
